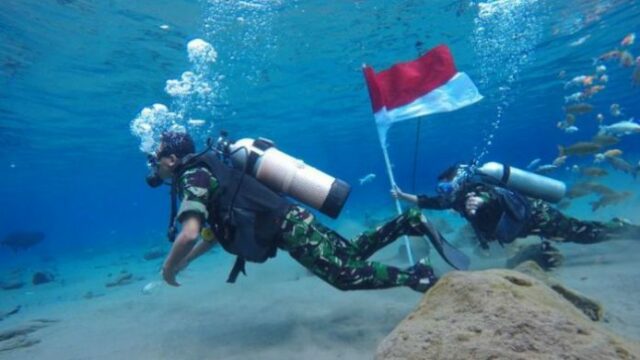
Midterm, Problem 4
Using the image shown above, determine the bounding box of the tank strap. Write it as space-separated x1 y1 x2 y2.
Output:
501 164 511 184
227 257 246 283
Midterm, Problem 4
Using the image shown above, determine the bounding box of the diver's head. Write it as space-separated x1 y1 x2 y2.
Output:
435 163 469 198
146 131 196 187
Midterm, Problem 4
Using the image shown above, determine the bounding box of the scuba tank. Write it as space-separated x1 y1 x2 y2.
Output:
219 135 351 219
475 162 566 203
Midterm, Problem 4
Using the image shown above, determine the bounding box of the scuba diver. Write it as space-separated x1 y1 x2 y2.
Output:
391 162 640 269
144 131 466 293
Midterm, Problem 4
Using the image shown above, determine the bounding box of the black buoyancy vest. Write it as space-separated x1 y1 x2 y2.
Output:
459 177 531 248
178 151 291 282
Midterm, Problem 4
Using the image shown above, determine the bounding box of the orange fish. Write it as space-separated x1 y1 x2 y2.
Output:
621 33 636 47
583 85 605 97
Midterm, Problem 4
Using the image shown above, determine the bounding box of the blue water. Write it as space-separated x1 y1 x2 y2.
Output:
3 1 638 248
0 0 639 355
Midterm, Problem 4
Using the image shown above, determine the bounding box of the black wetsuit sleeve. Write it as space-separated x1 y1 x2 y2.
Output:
417 195 451 210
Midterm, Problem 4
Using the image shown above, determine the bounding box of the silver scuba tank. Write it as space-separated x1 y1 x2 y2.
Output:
476 162 566 203
228 138 351 219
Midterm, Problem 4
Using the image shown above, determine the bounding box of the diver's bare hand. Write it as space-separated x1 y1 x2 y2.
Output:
162 266 180 287
390 186 402 200
465 192 485 216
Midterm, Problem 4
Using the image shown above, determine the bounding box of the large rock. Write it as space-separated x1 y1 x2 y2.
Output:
514 261 603 321
376 270 640 360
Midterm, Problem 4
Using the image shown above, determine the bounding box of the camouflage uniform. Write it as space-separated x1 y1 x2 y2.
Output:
176 165 436 292
279 206 436 291
419 182 640 245
175 167 219 225
524 199 640 244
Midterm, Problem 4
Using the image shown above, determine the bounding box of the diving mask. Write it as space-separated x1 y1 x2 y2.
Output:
145 154 164 188
436 165 471 198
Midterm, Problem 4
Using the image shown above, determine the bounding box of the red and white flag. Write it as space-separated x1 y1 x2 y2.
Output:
363 45 483 143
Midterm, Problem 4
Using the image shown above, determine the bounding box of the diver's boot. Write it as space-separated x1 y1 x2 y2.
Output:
406 259 438 293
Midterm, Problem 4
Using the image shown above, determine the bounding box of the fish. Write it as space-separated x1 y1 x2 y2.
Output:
603 149 623 158
595 65 607 74
564 75 594 89
583 85 605 98
606 156 640 178
598 118 640 137
535 164 558 174
633 57 640 86
592 133 619 146
566 182 593 199
620 51 634 67
621 33 636 47
564 92 583 103
526 158 541 169
610 103 622 117
552 155 568 167
358 173 376 185
567 181 615 199
596 50 621 63
581 167 608 177
588 183 616 196
187 119 206 126
1 232 44 252
564 126 579 134
570 35 590 47
596 113 604 123
558 142 601 157
599 74 609 83
564 103 593 115
590 191 632 212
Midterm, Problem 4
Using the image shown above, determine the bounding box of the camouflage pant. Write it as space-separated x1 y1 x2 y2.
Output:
524 199 640 243
278 206 434 291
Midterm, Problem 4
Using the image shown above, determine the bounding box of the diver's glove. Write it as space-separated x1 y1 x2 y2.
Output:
506 241 564 270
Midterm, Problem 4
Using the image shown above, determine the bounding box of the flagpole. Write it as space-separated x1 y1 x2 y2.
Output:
378 136 415 265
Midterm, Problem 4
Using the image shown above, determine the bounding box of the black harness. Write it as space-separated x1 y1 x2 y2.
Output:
167 151 291 283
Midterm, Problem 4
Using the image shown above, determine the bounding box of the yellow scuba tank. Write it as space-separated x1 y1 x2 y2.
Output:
226 137 351 219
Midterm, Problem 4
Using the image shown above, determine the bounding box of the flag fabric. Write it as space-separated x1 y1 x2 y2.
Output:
363 45 483 144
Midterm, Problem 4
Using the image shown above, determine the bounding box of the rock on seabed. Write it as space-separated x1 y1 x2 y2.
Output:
376 270 640 360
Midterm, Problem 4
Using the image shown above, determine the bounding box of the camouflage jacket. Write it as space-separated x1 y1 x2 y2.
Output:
176 166 219 223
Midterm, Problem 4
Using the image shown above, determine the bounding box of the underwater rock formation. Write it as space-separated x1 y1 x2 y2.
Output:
376 270 640 360
0 319 58 352
0 232 44 252
0 280 25 291
514 261 603 321
32 271 55 285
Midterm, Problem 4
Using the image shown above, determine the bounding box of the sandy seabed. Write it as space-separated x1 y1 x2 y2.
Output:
1 211 639 359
